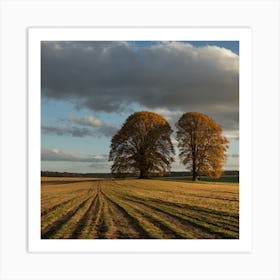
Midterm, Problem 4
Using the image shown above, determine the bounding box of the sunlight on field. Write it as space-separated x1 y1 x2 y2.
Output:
41 177 239 239
41 177 100 183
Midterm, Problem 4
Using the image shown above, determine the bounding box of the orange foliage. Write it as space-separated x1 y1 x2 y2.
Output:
176 112 229 181
109 111 174 178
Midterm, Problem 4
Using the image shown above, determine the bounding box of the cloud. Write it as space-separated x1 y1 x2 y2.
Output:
42 123 94 137
224 153 239 170
66 115 120 137
41 148 108 162
68 115 103 127
42 116 120 138
226 135 239 141
88 162 111 169
228 154 239 158
223 131 239 140
153 108 181 122
41 41 239 131
96 124 120 138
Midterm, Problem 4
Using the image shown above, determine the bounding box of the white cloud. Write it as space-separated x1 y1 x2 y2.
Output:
41 148 108 163
153 108 181 121
223 130 239 141
68 115 103 127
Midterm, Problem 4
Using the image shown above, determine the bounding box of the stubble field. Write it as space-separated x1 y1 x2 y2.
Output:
41 177 239 239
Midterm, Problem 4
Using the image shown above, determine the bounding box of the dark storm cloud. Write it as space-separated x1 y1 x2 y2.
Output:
41 41 239 130
41 148 108 162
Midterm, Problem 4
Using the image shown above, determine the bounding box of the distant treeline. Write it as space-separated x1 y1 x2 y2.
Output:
41 171 113 178
41 170 239 178
166 170 238 177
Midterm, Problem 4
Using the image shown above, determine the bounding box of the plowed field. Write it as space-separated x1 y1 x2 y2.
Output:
41 178 239 239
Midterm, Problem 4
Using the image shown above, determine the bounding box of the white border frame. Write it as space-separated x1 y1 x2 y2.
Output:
28 27 252 253
1 1 279 279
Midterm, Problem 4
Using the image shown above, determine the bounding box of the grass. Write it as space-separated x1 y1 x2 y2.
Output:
41 177 239 239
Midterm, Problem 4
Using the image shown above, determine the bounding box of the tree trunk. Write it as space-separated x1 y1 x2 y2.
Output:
139 168 149 179
192 172 198 181
192 154 197 181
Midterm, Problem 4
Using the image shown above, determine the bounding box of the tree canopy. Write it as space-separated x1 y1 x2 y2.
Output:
176 112 229 181
109 111 174 178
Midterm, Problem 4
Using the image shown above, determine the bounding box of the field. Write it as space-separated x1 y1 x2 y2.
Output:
41 177 239 239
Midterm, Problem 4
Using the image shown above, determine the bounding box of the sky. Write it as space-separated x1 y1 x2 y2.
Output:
41 41 239 173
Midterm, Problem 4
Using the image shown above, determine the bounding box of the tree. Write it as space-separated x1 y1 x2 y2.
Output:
176 112 229 181
109 111 174 179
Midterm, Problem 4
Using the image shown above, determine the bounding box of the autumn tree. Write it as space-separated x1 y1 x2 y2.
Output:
176 112 229 181
109 111 174 179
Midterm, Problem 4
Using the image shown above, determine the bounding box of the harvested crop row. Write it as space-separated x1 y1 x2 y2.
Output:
105 180 239 214
106 187 226 238
41 178 239 239
64 185 148 239
41 191 96 238
113 191 239 236
41 186 92 207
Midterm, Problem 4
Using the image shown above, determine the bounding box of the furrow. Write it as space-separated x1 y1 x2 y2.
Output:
102 190 152 239
114 196 195 238
69 193 99 238
41 193 86 217
101 190 144 238
41 196 91 239
122 195 238 238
